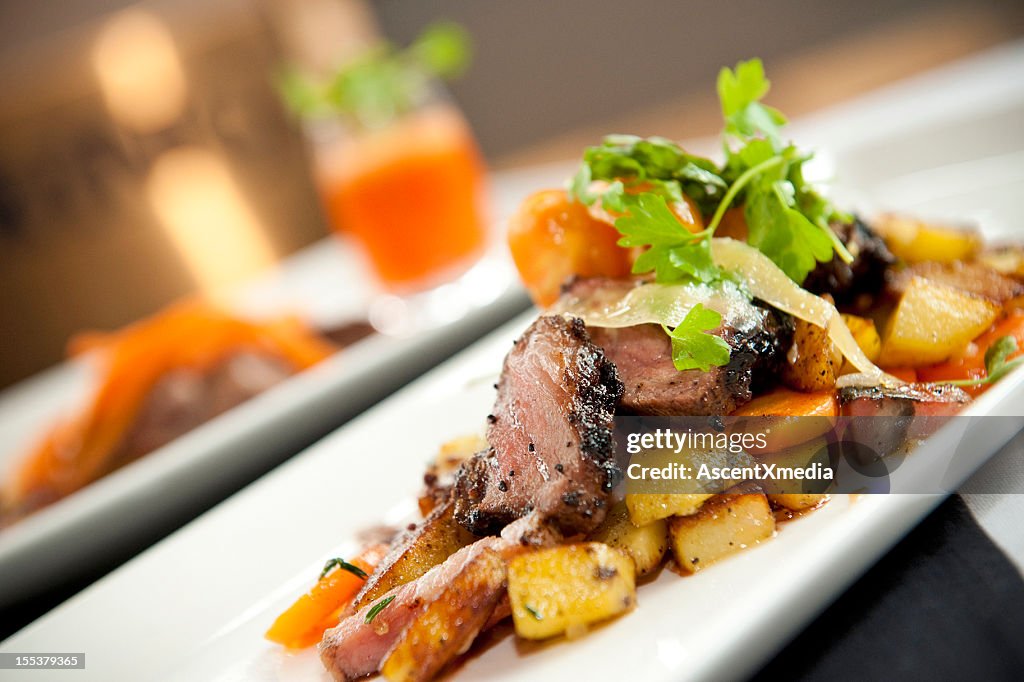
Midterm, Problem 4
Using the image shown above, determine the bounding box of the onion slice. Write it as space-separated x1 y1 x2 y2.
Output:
551 279 759 331
712 238 898 388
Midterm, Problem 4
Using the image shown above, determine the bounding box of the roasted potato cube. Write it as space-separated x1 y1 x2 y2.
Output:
588 502 668 576
767 493 829 511
874 214 981 263
782 317 839 391
755 438 833 496
625 493 714 526
878 276 1000 367
840 314 881 369
508 543 636 640
355 499 476 608
668 494 775 574
381 548 506 682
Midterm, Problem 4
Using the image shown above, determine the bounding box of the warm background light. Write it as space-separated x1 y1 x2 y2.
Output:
146 146 277 294
92 8 187 133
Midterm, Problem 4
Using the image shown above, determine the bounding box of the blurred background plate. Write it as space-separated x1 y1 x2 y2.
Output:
0 215 534 609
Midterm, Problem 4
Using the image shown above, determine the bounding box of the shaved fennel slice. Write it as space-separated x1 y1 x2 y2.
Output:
552 279 760 332
711 238 897 388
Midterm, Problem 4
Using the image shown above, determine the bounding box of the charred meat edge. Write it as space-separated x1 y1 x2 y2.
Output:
453 315 622 536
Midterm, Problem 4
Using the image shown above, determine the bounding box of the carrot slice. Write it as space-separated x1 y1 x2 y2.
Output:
266 545 387 649
918 311 1024 395
879 367 918 384
730 389 837 453
731 388 838 418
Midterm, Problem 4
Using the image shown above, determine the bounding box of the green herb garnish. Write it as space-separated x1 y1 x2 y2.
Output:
523 604 543 620
364 595 396 624
320 557 368 581
567 58 855 372
662 304 732 371
944 336 1024 387
717 59 852 283
616 194 720 284
278 22 470 129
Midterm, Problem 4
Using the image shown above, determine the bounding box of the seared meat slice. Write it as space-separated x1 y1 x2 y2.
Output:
318 319 375 348
804 217 894 307
320 514 557 681
558 277 790 416
588 312 788 416
453 316 622 536
885 261 1024 304
380 547 507 682
351 498 476 611
320 537 504 681
839 383 970 458
2 351 293 525
839 383 970 418
113 351 292 468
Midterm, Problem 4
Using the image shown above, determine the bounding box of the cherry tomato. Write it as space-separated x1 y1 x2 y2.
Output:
507 190 633 306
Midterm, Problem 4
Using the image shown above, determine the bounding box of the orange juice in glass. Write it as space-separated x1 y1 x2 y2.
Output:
311 100 488 293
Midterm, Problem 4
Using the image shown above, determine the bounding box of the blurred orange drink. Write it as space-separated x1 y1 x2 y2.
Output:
313 104 488 291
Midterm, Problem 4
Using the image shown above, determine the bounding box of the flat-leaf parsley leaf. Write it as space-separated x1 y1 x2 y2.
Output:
564 58 857 373
663 304 732 372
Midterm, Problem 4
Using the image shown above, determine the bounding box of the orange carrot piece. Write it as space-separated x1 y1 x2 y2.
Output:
879 367 918 384
918 311 1024 395
731 388 838 418
5 300 337 516
730 389 838 453
266 545 386 649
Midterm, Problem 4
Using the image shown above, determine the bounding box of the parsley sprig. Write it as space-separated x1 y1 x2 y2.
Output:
718 59 852 282
566 58 855 373
662 304 732 371
278 22 470 130
944 336 1024 387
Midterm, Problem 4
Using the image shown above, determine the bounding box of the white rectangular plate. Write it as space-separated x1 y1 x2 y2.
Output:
3 306 1023 682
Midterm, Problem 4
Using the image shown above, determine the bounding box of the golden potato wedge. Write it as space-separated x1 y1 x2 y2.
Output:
354 499 476 609
878 276 1000 367
588 502 669 576
840 314 881 371
668 493 775 574
755 437 833 496
782 317 839 391
874 214 981 263
767 493 829 511
508 543 636 640
625 493 714 526
380 547 506 682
